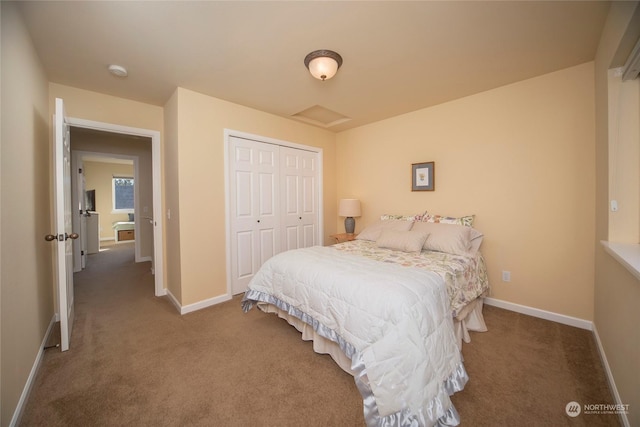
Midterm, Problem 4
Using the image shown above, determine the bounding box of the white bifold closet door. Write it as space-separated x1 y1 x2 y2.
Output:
280 146 318 251
229 136 318 295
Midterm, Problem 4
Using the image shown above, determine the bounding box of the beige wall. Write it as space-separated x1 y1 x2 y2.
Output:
337 62 596 321
49 84 164 132
83 161 135 240
166 88 337 306
594 2 640 425
1 3 53 425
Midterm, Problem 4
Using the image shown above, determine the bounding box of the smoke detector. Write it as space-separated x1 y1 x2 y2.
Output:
108 64 128 77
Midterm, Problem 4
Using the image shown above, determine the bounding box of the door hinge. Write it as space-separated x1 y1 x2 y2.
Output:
81 250 84 256
78 168 82 174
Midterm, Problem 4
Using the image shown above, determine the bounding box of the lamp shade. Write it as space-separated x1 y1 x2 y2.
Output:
338 199 361 217
308 57 339 80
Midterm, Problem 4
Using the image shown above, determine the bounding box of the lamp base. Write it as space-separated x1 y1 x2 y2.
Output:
344 217 355 234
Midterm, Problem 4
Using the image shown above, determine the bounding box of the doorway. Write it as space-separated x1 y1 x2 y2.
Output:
66 118 165 297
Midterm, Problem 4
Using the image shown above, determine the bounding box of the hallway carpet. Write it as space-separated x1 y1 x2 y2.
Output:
20 242 618 426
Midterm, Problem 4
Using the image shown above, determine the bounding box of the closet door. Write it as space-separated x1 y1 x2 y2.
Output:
281 146 318 251
229 137 280 294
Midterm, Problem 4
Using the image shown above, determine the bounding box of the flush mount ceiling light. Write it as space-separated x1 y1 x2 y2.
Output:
304 50 343 81
108 64 128 77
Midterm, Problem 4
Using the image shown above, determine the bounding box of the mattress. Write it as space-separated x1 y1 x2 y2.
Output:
112 221 135 231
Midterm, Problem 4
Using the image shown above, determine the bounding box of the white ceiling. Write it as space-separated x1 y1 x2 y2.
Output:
17 1 611 132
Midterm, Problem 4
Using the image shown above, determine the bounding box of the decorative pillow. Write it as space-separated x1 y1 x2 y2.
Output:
376 230 430 253
380 213 424 222
411 221 481 256
421 213 475 227
356 219 414 241
469 230 484 254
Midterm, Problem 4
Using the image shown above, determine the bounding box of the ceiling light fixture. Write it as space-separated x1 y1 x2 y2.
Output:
108 64 128 77
304 50 342 81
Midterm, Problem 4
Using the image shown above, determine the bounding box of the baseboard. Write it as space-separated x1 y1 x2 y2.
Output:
483 297 593 330
9 314 57 427
164 290 233 315
592 324 631 427
180 294 233 315
165 289 182 313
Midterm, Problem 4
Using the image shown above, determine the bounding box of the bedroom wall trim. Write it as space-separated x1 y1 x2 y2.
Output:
165 288 233 315
483 297 592 330
9 314 57 427
592 324 631 427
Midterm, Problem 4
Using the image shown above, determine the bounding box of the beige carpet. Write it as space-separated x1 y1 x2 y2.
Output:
20 242 618 426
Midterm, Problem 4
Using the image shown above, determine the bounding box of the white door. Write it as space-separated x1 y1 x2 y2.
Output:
229 137 280 294
52 98 76 351
281 147 318 250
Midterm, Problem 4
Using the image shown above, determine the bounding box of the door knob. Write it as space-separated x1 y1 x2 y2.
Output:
44 234 58 242
66 233 79 240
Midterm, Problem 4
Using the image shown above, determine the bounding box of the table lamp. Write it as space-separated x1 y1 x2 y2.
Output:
338 199 361 234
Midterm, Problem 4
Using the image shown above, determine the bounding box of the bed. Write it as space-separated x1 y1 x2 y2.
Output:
112 221 135 242
242 214 490 427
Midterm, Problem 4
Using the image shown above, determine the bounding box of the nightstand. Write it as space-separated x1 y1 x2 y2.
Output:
330 233 358 244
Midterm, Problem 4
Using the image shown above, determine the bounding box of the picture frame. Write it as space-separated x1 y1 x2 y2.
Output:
411 161 435 191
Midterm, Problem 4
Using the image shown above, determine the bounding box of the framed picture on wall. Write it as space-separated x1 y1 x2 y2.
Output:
411 161 435 191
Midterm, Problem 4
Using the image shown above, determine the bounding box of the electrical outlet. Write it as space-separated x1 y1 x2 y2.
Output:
502 271 511 282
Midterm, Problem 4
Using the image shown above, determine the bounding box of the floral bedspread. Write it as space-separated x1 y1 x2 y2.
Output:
332 240 489 317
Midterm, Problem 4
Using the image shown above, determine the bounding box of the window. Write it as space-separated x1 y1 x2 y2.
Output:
112 177 134 213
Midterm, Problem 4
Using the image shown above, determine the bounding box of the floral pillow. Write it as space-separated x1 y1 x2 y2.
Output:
421 213 475 227
380 213 425 222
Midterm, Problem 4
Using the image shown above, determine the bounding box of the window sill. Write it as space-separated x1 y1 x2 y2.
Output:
601 241 640 281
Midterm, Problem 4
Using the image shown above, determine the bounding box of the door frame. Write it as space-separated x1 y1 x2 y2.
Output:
67 117 165 297
223 129 324 297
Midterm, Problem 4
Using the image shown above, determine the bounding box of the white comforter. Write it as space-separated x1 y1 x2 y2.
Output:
242 246 467 427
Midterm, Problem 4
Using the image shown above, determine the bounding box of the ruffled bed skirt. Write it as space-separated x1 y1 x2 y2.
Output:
258 297 487 375
255 297 486 426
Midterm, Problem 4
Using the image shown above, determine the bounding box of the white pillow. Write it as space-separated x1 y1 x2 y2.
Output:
411 222 483 256
376 230 430 253
356 219 414 241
